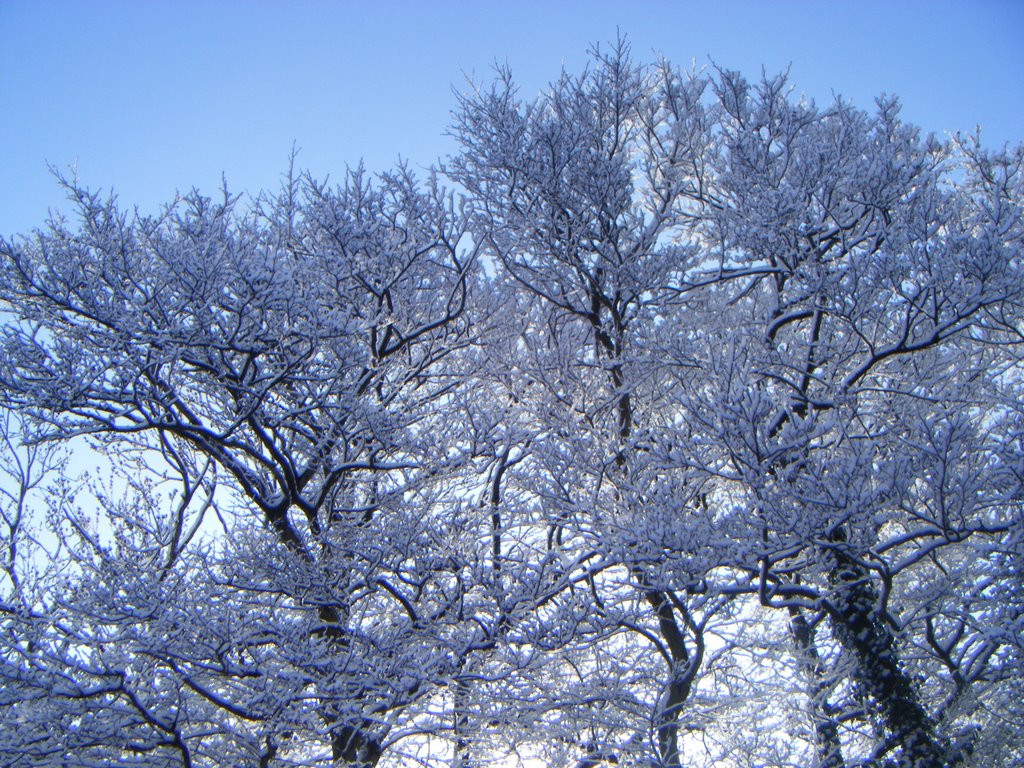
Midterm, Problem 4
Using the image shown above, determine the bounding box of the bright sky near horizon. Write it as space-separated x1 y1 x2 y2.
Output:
2 0 1022 238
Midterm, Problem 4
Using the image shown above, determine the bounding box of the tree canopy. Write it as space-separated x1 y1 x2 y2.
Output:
2 40 1022 768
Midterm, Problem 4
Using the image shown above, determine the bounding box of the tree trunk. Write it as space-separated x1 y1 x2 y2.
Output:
645 589 696 768
332 725 382 768
827 541 948 768
452 675 473 768
314 605 384 768
788 607 845 768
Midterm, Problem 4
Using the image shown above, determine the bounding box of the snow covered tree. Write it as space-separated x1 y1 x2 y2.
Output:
449 39 728 767
681 74 1024 767
0 165 493 766
451 40 1024 767
1 39 1021 768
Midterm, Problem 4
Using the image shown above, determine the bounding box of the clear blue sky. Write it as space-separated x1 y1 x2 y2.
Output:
2 1 1022 238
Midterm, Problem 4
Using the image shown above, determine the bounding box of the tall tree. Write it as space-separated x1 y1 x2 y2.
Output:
451 40 742 766
673 72 1024 766
451 43 1024 767
0 166 485 766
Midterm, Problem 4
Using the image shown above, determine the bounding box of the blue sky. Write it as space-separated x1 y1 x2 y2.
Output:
2 1 1022 237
